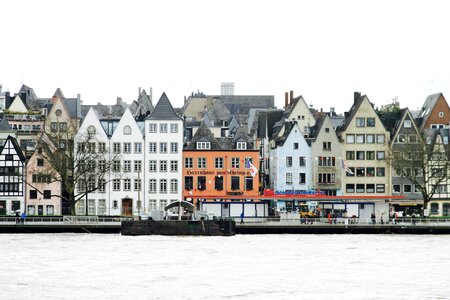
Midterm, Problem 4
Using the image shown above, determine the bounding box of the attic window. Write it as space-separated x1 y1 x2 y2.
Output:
197 142 211 150
123 125 132 135
237 142 247 150
55 109 62 116
87 126 96 135
404 120 412 128
439 112 444 118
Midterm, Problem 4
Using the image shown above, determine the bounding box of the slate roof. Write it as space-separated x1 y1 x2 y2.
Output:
62 98 79 118
336 92 366 133
214 95 275 115
82 104 125 119
251 110 284 139
0 118 11 132
184 122 222 150
309 116 326 140
416 93 446 130
53 88 65 99
204 98 231 126
146 93 182 120
273 121 296 146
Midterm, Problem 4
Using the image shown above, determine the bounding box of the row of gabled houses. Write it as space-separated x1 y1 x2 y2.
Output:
1 83 450 218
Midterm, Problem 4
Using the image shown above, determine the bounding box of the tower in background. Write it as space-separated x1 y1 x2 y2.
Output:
221 82 235 96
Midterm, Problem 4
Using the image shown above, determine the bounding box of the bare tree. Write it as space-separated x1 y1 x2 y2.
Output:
28 125 117 215
389 131 450 215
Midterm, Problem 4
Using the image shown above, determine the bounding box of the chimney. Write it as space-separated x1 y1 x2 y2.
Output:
149 87 152 106
290 90 294 103
354 91 361 103
0 84 2 94
76 94 81 118
117 97 122 106
285 92 288 108
138 87 141 98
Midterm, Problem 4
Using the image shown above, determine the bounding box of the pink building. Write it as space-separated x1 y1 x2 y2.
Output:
25 147 61 215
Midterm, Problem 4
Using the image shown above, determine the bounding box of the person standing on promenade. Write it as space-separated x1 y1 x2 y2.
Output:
381 213 384 225
371 213 376 224
15 211 20 224
240 212 244 224
327 212 332 224
20 212 26 224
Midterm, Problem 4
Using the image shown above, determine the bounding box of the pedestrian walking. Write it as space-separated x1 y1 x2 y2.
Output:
327 212 332 224
412 212 416 225
371 213 376 224
240 212 244 224
15 211 20 224
381 213 384 225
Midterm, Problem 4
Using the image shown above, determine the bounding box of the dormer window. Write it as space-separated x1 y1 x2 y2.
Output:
237 142 247 150
197 142 211 150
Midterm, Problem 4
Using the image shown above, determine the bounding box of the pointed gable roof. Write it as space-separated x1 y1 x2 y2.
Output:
53 88 65 99
184 122 222 150
309 116 326 140
146 93 182 120
416 93 449 130
390 108 423 146
1 135 26 162
204 98 231 125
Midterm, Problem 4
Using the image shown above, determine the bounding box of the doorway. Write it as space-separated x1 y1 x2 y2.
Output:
0 201 6 215
38 205 44 216
122 198 133 216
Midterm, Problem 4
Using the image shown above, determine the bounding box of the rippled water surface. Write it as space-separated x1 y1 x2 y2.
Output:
0 234 449 299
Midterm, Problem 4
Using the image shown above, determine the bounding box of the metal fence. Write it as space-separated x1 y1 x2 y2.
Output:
235 217 450 226
0 216 131 225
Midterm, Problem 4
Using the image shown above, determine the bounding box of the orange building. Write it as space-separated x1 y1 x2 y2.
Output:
182 124 260 209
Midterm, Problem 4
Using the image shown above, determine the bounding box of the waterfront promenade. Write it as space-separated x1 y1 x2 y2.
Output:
1 215 450 234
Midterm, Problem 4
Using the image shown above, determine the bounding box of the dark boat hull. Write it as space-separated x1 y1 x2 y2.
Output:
121 219 236 236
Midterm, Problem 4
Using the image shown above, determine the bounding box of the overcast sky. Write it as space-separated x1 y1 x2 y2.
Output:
2 0 449 113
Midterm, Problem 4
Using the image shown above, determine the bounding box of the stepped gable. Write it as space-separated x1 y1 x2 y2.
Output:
184 122 222 150
146 93 182 120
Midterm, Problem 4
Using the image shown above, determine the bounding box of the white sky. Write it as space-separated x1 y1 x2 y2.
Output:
1 0 449 113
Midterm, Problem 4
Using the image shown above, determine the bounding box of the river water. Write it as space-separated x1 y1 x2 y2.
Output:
0 234 448 299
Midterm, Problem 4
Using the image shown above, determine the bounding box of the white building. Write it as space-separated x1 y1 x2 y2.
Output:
269 121 312 211
74 93 183 217
144 93 183 213
0 135 26 215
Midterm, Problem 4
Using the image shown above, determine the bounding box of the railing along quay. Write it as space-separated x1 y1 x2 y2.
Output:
235 217 450 226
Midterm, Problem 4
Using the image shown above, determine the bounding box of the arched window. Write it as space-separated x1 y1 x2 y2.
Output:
123 125 132 135
87 126 96 135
